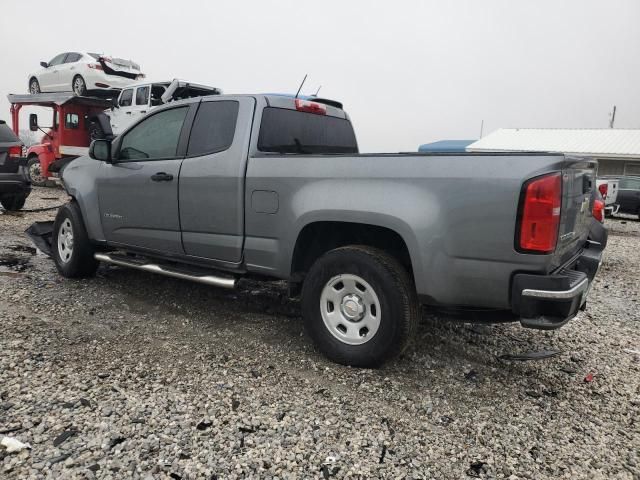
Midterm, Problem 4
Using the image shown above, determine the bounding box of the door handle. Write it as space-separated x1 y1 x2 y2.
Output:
151 172 173 182
125 111 132 115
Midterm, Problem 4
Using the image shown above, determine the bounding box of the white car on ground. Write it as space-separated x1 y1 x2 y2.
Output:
28 52 144 96
106 79 222 135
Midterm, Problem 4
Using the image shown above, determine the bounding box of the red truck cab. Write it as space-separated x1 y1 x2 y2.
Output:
8 93 112 185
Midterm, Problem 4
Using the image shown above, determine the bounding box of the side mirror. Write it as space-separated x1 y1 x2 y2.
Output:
89 139 112 162
40 61 49 68
29 114 38 132
111 97 119 109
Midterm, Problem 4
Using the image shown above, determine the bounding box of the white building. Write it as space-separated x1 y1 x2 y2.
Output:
467 129 640 177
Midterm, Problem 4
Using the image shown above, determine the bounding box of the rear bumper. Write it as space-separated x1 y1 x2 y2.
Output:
511 240 604 330
0 164 31 194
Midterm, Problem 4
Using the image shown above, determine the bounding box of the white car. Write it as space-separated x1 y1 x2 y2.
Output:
107 79 222 135
28 52 144 96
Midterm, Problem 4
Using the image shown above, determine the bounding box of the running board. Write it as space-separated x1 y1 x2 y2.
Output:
94 253 236 289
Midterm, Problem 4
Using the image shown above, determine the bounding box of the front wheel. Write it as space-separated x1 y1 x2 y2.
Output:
27 156 46 186
52 202 99 278
72 75 87 96
0 193 28 211
301 245 418 368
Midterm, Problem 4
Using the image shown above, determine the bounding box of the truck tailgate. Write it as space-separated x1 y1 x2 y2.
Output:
552 157 597 270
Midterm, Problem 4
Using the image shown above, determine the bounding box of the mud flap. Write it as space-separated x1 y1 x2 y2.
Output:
25 221 54 257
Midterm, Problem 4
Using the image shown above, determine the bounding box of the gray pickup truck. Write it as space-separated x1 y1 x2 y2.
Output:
54 94 605 367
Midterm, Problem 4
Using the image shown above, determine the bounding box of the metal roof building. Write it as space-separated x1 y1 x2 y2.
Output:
467 129 640 176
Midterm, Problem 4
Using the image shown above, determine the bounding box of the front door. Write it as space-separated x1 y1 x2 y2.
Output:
130 85 151 124
97 105 191 254
40 53 67 91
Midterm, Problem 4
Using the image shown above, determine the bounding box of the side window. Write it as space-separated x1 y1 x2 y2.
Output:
65 53 82 63
119 89 133 107
118 107 188 161
64 113 79 129
187 101 239 156
48 53 67 66
151 85 166 106
135 86 150 106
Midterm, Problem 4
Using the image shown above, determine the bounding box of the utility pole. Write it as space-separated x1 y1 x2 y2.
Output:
609 105 617 128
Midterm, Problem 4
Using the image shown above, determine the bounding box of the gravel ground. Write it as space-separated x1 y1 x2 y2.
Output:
1 187 638 479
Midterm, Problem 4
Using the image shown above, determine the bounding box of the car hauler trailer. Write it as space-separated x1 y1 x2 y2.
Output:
8 93 112 186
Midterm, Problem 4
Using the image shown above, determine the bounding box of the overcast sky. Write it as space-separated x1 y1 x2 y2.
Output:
1 0 639 152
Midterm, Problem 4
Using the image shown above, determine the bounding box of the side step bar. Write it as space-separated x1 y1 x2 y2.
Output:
94 253 236 289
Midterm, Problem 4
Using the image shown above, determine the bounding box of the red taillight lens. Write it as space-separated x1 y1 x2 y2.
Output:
598 183 608 199
88 63 103 70
295 99 326 115
593 199 605 222
518 172 562 253
7 146 22 158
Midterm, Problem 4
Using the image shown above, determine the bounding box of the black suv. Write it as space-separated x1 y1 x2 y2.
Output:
617 176 640 218
0 120 30 211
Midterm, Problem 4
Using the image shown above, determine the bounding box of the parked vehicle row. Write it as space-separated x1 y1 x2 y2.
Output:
50 93 606 367
0 120 30 210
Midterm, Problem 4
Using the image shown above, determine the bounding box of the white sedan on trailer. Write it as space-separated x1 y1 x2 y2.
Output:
28 52 144 96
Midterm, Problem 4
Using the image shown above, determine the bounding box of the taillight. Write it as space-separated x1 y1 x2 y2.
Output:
295 98 326 115
593 199 605 222
88 63 103 70
517 172 562 254
598 183 608 200
7 146 22 158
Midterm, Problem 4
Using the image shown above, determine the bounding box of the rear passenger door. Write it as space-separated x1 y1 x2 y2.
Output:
179 97 255 263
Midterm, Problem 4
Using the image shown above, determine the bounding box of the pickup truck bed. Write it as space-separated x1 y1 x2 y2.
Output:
52 94 606 367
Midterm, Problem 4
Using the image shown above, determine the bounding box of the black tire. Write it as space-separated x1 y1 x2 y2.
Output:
27 156 47 186
0 193 28 211
72 75 87 96
52 202 99 278
29 77 40 94
301 245 418 368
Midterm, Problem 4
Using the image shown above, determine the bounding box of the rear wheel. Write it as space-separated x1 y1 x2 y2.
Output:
0 193 28 211
52 202 99 278
29 78 40 94
301 245 418 368
72 75 87 96
27 156 46 186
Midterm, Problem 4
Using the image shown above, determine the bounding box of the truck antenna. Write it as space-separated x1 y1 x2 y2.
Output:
314 85 322 96
295 74 308 99
609 105 617 128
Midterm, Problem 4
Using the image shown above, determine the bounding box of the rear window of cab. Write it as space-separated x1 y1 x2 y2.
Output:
258 107 358 154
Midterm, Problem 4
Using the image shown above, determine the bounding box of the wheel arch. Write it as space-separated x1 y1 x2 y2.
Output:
290 219 420 289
